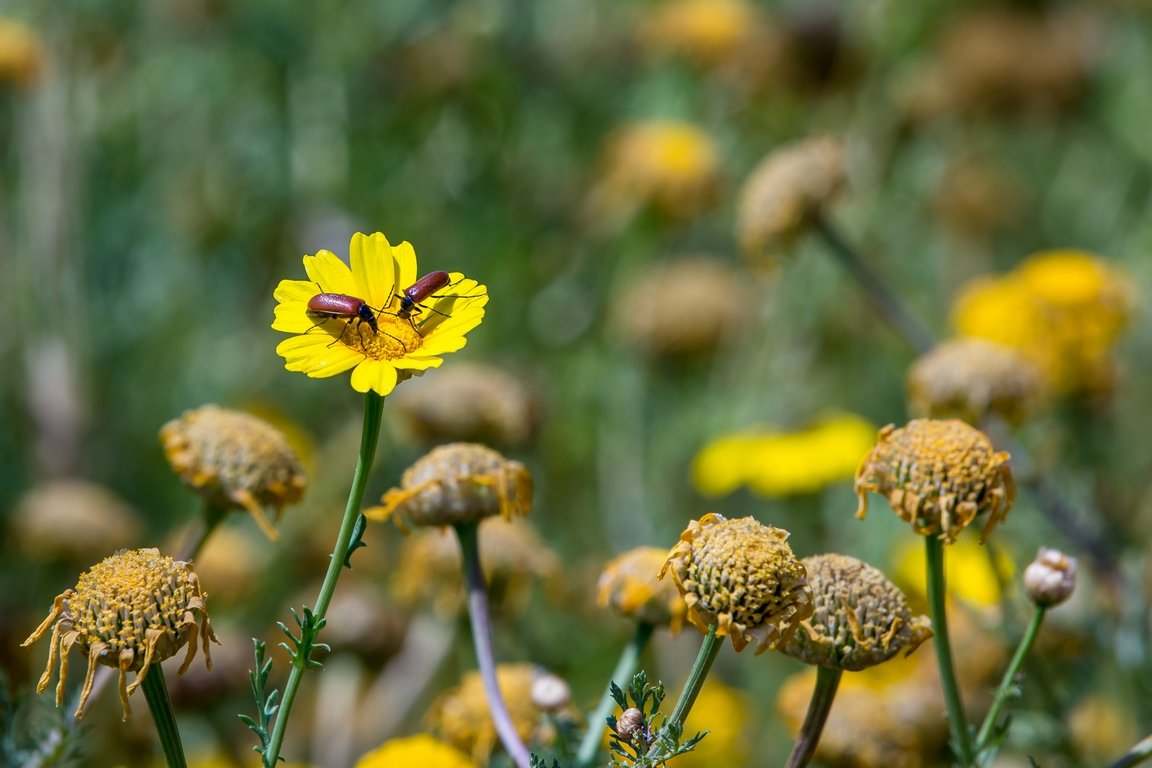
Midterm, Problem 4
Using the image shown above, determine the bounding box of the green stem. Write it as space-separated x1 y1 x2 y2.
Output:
262 392 385 768
925 535 975 766
574 622 656 768
786 665 843 768
141 666 188 768
660 623 722 739
974 606 1046 758
1107 735 1152 768
456 521 533 768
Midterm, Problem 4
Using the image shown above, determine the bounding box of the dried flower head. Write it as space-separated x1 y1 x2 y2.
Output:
393 363 537 447
932 154 1027 239
693 413 877 497
22 548 217 719
9 479 142 564
854 419 1014 544
272 231 487 396
736 136 845 263
906 337 1046 425
430 663 551 765
585 120 721 225
160 405 306 540
0 18 44 88
660 514 813 653
780 554 932 671
613 257 752 357
951 250 1133 395
597 546 687 631
1023 547 1077 608
391 518 558 614
367 443 532 529
355 734 477 768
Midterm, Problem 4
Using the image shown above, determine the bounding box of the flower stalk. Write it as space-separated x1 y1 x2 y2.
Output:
574 621 656 768
662 622 722 738
786 665 842 768
456 520 533 768
974 605 1045 759
261 392 384 767
141 667 188 768
925 535 975 766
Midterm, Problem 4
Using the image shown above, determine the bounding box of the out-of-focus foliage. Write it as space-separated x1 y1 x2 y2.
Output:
2 0 1151 765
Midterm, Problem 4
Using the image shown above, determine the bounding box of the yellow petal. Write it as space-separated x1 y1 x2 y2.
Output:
304 250 355 295
391 240 418 297
392 355 445 372
351 232 399 310
274 279 320 304
303 346 364 378
273 304 319 333
350 359 399 395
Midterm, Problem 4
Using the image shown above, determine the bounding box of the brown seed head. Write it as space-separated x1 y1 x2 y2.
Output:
368 443 532 529
598 546 687 631
9 479 142 564
736 136 845 264
854 419 1015 544
21 548 217 720
906 337 1046 425
160 405 307 540
780 554 932 671
394 363 537 447
661 514 813 653
1023 547 1077 608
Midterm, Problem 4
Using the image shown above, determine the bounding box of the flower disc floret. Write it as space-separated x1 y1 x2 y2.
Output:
367 443 532 529
854 419 1015 544
660 514 813 653
598 546 687 631
272 231 488 396
160 405 307 540
781 554 932 671
22 548 217 720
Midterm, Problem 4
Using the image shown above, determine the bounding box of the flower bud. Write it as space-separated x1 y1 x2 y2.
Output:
1023 547 1077 608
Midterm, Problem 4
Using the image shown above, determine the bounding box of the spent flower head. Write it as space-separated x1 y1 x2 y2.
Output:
736 136 846 264
10 479 142 564
598 546 688 631
367 443 531 529
272 231 487 396
780 554 932 671
854 419 1014 544
661 514 813 653
393 363 537 447
160 404 307 540
1023 547 1077 608
22 548 217 720
907 337 1046 425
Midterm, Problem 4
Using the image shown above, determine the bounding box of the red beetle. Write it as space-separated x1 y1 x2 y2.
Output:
307 293 380 334
396 271 451 318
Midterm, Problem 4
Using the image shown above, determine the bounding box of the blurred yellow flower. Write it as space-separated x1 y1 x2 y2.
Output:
892 535 1012 609
671 681 752 767
598 546 687 631
692 413 877 497
586 120 721 224
272 232 487 396
638 0 763 68
0 18 44 87
951 250 1133 395
355 734 476 768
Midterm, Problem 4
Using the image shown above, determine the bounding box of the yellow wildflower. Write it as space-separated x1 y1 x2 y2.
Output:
355 734 476 768
661 514 813 653
951 250 1133 395
0 18 43 87
692 413 876 497
597 546 687 631
272 231 487 396
637 0 764 68
855 419 1014 544
22 548 217 720
892 535 1012 609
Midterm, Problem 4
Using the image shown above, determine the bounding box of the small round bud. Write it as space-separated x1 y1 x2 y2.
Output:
1023 547 1077 608
616 707 647 741
531 672 572 712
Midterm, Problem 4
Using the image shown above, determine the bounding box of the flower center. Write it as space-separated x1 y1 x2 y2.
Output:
342 313 425 360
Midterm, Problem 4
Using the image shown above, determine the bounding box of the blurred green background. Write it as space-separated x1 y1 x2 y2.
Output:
2 0 1152 765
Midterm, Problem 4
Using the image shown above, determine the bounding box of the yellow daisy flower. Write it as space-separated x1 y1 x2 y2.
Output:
272 232 487 396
